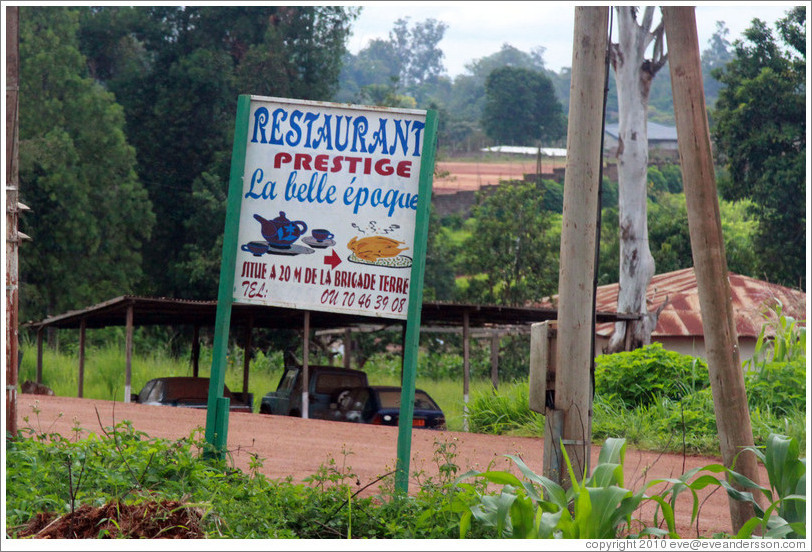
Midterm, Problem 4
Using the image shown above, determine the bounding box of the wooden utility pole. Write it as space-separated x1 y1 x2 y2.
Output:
554 6 608 483
662 6 761 533
6 6 21 437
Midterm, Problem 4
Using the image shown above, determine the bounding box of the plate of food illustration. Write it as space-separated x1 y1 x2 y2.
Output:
348 253 412 268
346 236 412 268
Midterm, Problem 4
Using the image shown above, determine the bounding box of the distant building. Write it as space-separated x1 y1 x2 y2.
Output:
480 145 568 157
603 122 679 161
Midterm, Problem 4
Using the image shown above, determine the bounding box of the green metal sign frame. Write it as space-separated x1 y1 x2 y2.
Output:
204 96 438 495
205 95 251 454
394 109 437 493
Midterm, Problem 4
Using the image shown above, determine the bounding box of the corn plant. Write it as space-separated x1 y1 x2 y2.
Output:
745 300 806 371
648 433 806 539
726 434 806 538
455 438 675 538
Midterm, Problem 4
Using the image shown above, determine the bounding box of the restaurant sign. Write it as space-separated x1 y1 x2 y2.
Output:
232 96 429 320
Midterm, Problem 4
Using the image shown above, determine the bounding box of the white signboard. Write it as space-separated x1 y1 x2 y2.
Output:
233 96 428 320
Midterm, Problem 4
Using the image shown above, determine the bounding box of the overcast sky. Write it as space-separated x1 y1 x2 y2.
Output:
347 2 800 77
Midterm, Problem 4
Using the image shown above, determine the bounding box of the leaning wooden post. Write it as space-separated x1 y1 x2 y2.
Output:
124 303 134 403
78 319 86 398
6 5 20 436
554 6 608 485
662 6 761 532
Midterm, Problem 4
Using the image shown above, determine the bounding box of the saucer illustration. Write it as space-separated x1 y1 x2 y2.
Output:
302 236 336 249
266 243 315 256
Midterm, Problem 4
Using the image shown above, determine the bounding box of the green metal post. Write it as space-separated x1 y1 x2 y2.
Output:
213 396 231 452
205 95 251 457
394 109 438 493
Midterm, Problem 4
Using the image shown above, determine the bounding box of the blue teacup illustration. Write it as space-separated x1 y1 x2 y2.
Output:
311 228 334 242
241 241 269 256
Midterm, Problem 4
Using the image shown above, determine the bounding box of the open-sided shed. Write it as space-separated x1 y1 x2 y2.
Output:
24 295 637 402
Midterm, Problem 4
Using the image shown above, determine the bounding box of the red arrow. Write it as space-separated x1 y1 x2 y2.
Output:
323 249 342 269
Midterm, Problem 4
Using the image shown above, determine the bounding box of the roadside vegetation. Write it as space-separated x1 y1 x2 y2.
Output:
6 406 805 539
18 303 806 458
9 291 806 541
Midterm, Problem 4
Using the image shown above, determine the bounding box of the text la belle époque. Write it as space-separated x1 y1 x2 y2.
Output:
244 105 426 218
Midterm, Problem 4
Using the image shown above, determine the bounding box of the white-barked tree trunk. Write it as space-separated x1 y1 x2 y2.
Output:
606 7 668 353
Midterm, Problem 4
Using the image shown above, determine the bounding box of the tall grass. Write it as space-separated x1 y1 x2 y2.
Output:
19 341 806 454
18 342 285 411
18 342 491 432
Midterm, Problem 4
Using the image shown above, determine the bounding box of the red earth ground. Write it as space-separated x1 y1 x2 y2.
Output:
12 393 768 539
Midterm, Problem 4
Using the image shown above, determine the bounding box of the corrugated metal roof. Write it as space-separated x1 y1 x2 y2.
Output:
23 296 638 332
604 122 678 141
590 267 806 338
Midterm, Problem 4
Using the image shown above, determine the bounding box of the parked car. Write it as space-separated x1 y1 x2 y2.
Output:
259 365 369 419
133 377 253 413
333 386 446 429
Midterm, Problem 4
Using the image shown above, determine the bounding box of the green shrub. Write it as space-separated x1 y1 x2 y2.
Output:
744 300 806 417
595 343 709 408
746 358 807 416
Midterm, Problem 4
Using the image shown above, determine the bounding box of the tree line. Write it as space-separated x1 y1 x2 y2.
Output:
16 5 805 327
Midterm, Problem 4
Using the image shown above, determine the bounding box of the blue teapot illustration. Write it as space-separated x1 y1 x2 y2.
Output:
254 212 307 249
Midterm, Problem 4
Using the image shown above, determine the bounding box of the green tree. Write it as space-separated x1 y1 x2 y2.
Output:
648 193 759 277
458 181 559 305
18 7 155 321
701 21 734 110
481 66 566 145
338 17 447 106
389 17 448 89
711 7 806 289
438 44 549 151
77 6 357 298
422 205 457 301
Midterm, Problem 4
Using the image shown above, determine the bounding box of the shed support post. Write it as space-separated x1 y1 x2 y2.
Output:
462 310 470 432
78 320 86 398
242 317 253 396
343 328 351 369
36 328 43 384
490 331 499 390
555 6 608 486
192 325 200 377
663 6 761 533
302 311 310 419
125 304 133 403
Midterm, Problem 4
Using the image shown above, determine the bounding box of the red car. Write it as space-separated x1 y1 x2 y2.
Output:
133 377 253 413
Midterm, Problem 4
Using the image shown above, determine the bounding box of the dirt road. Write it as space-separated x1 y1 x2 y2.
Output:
434 161 542 194
14 393 761 538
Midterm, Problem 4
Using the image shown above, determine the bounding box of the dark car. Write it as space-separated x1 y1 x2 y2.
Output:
334 385 446 429
133 377 253 413
259 365 368 419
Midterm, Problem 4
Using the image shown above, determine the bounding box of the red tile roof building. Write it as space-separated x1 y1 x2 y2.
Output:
543 267 806 361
